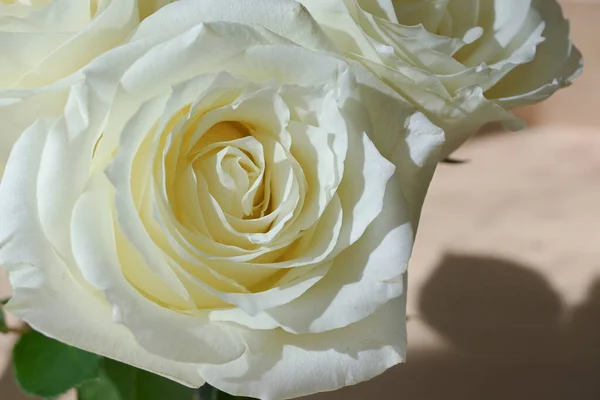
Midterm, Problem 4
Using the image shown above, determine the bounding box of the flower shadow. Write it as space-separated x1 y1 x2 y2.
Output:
304 253 600 400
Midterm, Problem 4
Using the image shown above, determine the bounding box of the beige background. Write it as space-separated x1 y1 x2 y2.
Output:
2 0 599 399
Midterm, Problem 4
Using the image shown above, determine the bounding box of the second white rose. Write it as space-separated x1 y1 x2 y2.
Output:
299 0 583 156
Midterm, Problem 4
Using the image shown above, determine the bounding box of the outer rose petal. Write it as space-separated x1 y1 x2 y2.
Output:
200 295 407 400
0 0 158 177
138 0 174 20
0 25 190 179
0 121 203 387
0 0 151 177
0 85 70 177
1 0 138 89
346 61 444 224
485 0 583 108
132 0 335 53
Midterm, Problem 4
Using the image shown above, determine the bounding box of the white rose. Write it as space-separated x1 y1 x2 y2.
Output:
0 0 443 399
298 0 583 156
0 0 172 176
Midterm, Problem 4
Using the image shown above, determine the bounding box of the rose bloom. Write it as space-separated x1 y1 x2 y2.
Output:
0 0 444 399
299 0 583 155
0 0 172 175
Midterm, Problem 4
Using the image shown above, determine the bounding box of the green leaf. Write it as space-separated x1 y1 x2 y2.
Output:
12 330 102 398
77 372 122 400
79 358 195 400
199 384 252 400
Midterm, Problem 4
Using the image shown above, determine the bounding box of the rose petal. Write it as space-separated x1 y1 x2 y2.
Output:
71 174 248 365
132 0 335 52
486 0 583 108
201 295 407 400
0 121 202 387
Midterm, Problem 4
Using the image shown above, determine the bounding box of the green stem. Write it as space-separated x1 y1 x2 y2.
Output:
11 326 30 335
1 325 31 335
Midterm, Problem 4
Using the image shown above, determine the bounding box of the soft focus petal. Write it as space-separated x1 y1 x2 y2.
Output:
3 0 139 89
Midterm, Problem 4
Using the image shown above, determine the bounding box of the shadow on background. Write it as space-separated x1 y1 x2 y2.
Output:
0 362 33 400
308 254 600 400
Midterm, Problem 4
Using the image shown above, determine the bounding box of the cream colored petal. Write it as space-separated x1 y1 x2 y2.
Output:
211 129 402 334
346 62 446 214
132 0 334 52
105 95 193 302
34 77 119 264
285 95 347 232
299 0 381 59
355 0 397 23
148 180 258 299
0 32 68 87
138 0 172 20
193 158 297 249
200 295 407 400
205 190 344 272
11 0 139 88
443 0 481 40
198 145 253 218
0 121 202 387
218 44 349 90
370 19 465 74
354 56 518 158
0 84 71 177
0 0 91 32
121 22 280 99
385 0 449 30
71 174 247 366
0 0 90 89
486 0 583 109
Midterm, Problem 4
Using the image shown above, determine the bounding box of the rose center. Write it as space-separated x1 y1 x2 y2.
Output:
185 121 270 221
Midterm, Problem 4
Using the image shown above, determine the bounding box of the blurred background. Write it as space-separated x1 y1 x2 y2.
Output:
2 0 599 399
